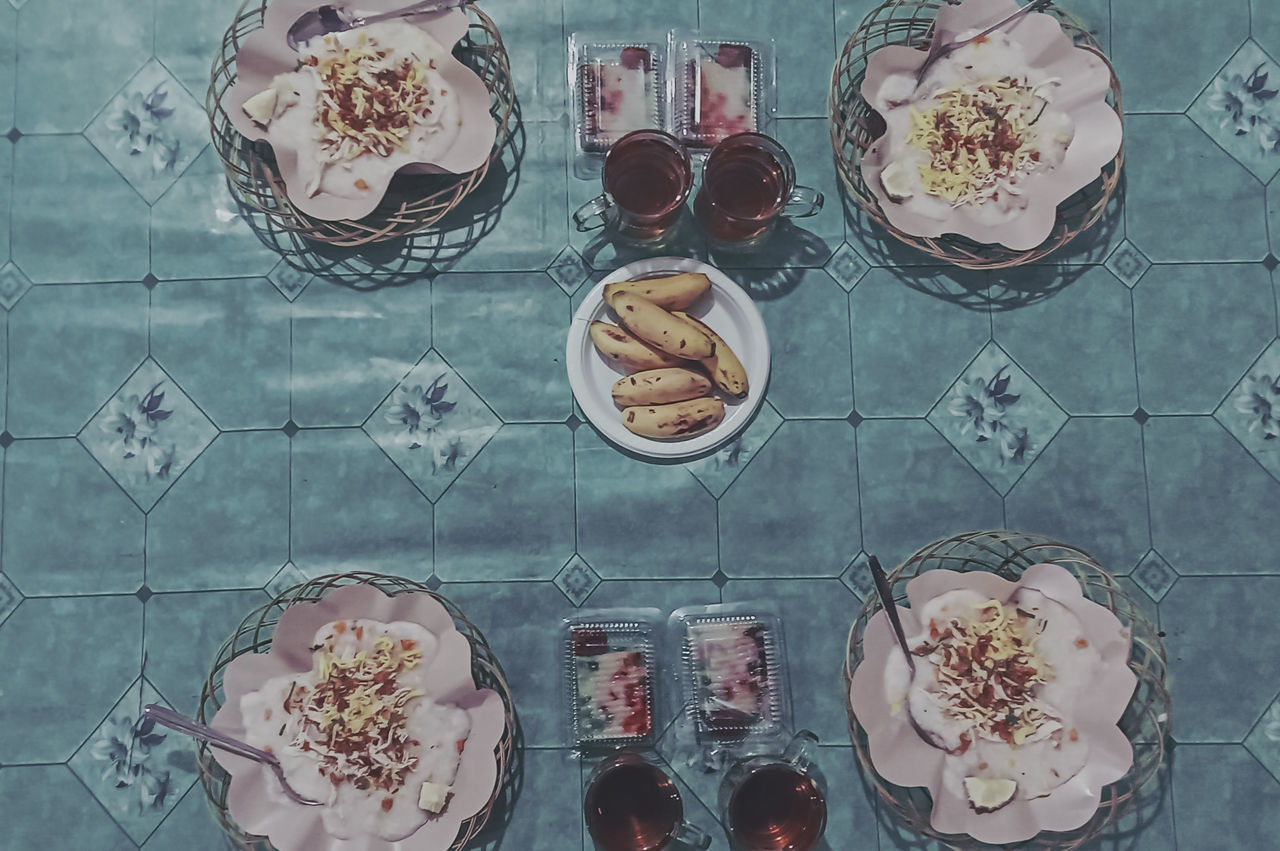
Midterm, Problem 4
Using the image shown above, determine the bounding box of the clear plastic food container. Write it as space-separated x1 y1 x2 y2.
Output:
569 34 670 159
673 37 776 150
563 609 663 752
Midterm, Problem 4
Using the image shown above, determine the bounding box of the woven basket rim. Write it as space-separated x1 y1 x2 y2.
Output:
194 571 521 851
842 530 1171 849
828 0 1124 269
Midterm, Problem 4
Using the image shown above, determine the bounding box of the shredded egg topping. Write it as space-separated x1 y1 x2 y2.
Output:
285 621 425 794
905 76 1056 208
306 31 443 164
914 599 1055 748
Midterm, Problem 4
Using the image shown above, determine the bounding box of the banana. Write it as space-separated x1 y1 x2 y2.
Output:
621 397 726 439
603 273 712 311
610 292 715 360
611 367 713 407
588 321 685 371
672 311 749 399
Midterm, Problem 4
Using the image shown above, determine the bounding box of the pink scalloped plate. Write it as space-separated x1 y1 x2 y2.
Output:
848 563 1136 845
224 0 497 221
211 583 506 851
859 0 1122 250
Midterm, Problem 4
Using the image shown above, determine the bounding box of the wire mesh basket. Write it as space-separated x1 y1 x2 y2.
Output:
843 531 1170 849
195 572 519 850
206 1 517 246
829 0 1124 269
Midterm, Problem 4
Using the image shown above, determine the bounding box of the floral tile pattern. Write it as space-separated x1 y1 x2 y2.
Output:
365 353 502 502
929 342 1067 495
1215 338 1280 479
1244 697 1280 785
1189 41 1280 184
67 679 199 844
79 359 218 511
683 400 784 497
84 59 208 204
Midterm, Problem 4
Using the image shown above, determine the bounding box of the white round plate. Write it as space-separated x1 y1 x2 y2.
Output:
566 257 770 460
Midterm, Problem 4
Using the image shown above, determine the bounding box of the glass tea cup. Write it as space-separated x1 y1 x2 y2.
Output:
718 730 828 851
693 132 824 250
584 751 712 851
573 130 695 244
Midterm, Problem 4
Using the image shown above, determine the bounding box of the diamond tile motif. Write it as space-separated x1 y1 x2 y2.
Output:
0 572 20 628
839 555 875 602
364 352 501 502
84 59 208 204
266 562 309 598
1131 550 1178 602
545 246 589 294
824 242 870 291
552 555 600 606
1215 338 1280 479
0 261 30 310
267 259 313 301
79 359 218 511
928 342 1067 495
1244 697 1280 784
1105 240 1152 288
1188 40 1280 184
67 679 199 844
683 401 783 498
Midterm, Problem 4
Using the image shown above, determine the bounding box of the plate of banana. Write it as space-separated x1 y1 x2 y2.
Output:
567 256 770 459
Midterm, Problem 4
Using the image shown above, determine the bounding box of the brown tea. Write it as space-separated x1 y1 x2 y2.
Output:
585 760 684 851
727 764 827 851
695 137 788 243
603 133 693 237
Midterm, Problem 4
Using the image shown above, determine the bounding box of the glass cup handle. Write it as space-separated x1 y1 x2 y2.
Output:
783 186 825 219
573 193 613 231
670 819 712 850
783 729 820 773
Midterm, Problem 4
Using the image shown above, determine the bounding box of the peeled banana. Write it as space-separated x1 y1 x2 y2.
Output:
588 321 685 371
611 367 713 407
610 292 715 360
621 397 726 439
672 311 749 399
603 273 712 311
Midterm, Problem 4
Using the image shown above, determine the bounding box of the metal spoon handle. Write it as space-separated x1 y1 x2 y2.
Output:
353 0 472 28
916 0 1055 82
142 704 280 766
868 555 915 673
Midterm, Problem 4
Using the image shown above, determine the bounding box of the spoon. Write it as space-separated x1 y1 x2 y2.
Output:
866 557 950 751
286 0 473 51
914 0 1056 84
141 704 324 806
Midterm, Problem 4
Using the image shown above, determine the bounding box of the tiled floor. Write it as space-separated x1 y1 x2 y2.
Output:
1 0 1279 849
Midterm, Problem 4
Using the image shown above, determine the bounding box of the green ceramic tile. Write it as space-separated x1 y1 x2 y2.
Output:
0 5 13 132
14 0 151 133
0 594 141 763
553 555 602 606
4 281 147 435
141 782 241 850
2 438 143 596
856 419 1004 570
575 426 719 580
290 279 432 427
0 765 135 851
0 260 30 311
0 140 10 267
11 135 151 283
151 278 292 430
487 0 566 123
683 400 784 498
808 745 882 851
1125 114 1269 263
1244 696 1280 785
994 266 1139 415
154 0 248 101
435 424 575 580
1134 263 1275 413
290 428 433 578
432 271 573 422
1188 40 1280 184
1162 576 1280 742
146 432 289 592
1005 418 1151 574
1145 416 1280 575
751 268 853 418
719 420 860 579
1172 745 1280 847
1215 337 1280 479
850 268 991 417
1111 0 1248 112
